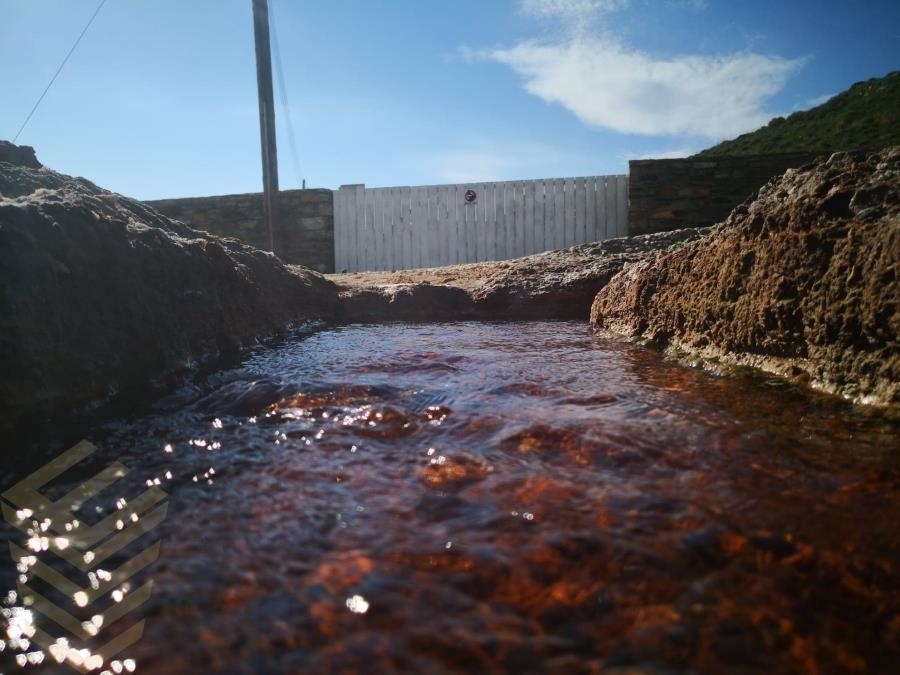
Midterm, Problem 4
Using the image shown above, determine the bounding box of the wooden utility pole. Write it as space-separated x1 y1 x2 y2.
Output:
252 0 279 254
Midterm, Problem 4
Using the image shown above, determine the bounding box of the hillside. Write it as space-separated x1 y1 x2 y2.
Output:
696 71 900 157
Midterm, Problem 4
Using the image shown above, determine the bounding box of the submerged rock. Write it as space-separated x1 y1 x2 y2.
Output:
590 148 900 407
0 142 338 437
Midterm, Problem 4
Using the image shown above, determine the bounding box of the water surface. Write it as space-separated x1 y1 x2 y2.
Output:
2 321 898 673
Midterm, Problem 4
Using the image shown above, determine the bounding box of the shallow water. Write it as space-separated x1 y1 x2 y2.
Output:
2 321 899 674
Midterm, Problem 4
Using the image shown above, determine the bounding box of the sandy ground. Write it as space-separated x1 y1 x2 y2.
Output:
325 260 516 291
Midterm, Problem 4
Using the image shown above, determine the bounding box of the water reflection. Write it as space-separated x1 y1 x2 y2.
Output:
2 321 898 673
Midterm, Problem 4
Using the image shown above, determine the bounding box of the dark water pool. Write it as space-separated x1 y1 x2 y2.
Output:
2 321 899 674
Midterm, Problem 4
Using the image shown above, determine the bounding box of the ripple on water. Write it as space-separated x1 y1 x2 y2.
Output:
2 321 899 675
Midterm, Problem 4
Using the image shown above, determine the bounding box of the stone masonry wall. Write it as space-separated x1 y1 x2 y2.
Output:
146 189 334 272
628 153 824 235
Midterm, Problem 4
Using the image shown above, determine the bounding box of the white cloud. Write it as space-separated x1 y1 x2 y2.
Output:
473 2 805 140
480 37 802 139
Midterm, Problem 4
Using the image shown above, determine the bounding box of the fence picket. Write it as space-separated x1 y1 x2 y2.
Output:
375 189 385 271
595 178 606 240
496 182 509 260
516 181 525 258
334 188 347 272
487 183 497 262
605 177 618 239
347 185 366 271
425 187 436 268
469 184 479 262
413 188 422 268
552 179 565 250
585 177 596 244
433 186 444 267
574 177 587 245
474 183 485 262
617 176 628 237
396 187 407 269
520 181 532 256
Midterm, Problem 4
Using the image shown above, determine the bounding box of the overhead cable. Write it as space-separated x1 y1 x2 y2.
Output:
13 0 109 142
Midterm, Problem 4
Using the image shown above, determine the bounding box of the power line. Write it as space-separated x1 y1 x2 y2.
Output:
12 0 109 143
269 0 306 188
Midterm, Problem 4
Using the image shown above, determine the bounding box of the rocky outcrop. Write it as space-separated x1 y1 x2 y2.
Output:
0 140 41 170
590 148 900 407
333 228 707 321
4 137 896 440
0 144 338 437
0 141 706 438
469 228 708 318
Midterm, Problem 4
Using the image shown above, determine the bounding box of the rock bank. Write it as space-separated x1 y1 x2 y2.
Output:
331 227 707 321
0 142 337 437
590 148 900 407
4 137 896 442
1 141 704 440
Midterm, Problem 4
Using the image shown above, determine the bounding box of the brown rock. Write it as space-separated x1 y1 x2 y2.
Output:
590 148 900 407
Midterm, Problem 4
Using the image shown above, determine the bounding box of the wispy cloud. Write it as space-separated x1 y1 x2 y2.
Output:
665 0 708 10
520 0 628 33
521 0 628 21
432 151 517 184
626 145 703 161
429 141 588 184
799 92 835 110
471 1 805 140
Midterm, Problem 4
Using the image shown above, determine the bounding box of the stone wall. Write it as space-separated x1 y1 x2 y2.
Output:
628 153 824 235
146 189 334 272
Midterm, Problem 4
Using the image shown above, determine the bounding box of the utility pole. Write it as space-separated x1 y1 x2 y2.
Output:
252 0 279 254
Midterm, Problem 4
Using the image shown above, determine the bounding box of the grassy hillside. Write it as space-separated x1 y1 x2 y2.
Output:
696 71 900 157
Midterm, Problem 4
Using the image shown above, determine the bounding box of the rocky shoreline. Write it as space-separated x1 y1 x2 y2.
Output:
1 141 897 439
591 148 899 407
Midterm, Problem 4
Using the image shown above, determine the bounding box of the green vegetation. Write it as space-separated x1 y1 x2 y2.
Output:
696 71 900 157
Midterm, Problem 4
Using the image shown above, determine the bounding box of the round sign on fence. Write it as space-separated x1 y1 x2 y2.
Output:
464 189 477 204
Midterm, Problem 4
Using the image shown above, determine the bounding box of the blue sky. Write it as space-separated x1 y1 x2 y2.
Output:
1 0 897 200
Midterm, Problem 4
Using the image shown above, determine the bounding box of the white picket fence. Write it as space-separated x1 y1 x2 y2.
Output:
333 175 628 272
